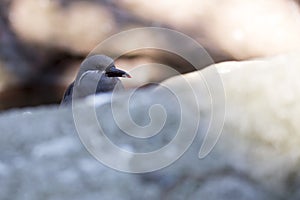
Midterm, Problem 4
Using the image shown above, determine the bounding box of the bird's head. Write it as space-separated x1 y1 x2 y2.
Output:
79 54 131 78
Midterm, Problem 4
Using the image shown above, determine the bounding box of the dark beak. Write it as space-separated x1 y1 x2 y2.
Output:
105 67 131 78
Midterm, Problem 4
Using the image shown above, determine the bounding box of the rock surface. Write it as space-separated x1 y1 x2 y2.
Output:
1 53 300 199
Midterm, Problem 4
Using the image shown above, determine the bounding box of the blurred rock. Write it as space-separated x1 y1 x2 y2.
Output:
0 52 300 199
117 0 300 59
0 5 35 87
0 61 16 92
8 0 300 71
1 1 72 109
10 0 118 54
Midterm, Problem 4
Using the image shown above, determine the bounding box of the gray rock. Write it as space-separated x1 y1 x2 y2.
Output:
1 52 300 199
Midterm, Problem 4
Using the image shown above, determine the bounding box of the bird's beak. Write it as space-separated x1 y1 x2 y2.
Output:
105 67 131 78
122 72 132 78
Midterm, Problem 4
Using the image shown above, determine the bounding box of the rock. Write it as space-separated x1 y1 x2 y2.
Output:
118 0 300 59
0 52 300 199
0 7 35 87
10 0 117 54
11 0 300 60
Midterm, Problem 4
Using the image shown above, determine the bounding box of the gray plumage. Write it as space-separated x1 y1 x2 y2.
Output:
61 55 130 105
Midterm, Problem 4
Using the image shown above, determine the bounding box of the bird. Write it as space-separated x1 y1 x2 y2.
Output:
60 54 131 105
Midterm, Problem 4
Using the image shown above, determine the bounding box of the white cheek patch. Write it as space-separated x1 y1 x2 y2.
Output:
78 70 103 85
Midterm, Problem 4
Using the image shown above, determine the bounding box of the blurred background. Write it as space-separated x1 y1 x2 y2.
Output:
1 0 300 110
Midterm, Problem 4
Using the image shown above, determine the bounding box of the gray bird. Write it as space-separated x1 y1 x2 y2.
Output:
61 55 131 105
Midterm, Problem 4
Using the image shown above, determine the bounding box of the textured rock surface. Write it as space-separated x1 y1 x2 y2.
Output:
1 53 300 199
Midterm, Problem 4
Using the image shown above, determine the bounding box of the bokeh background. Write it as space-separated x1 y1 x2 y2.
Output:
1 0 300 110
